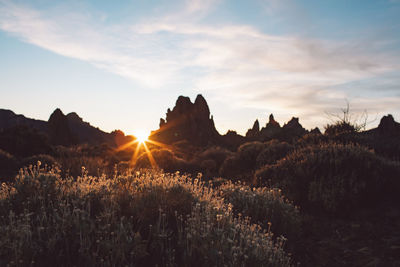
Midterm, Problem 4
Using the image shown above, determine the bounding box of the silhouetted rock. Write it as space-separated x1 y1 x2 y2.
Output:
151 94 221 146
377 114 400 136
259 114 282 140
221 130 246 150
0 109 47 132
48 108 76 146
310 127 322 135
110 130 134 147
267 114 280 128
246 120 260 138
66 112 114 145
282 117 307 137
0 108 128 147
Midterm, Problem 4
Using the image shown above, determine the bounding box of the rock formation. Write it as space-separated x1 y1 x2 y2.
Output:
282 117 307 137
48 108 77 146
66 112 114 145
151 94 221 146
259 114 281 140
310 127 322 135
376 114 400 136
246 119 260 138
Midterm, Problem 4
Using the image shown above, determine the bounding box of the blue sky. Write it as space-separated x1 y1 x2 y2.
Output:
1 0 399 135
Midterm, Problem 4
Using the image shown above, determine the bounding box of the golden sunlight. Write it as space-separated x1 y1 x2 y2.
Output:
133 129 149 144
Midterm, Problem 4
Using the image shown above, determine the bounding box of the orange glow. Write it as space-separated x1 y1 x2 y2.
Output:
134 130 149 144
115 126 176 169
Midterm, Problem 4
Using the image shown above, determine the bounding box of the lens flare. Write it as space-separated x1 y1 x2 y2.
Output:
134 130 149 144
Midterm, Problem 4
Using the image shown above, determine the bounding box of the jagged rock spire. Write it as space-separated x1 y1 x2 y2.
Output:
246 119 260 138
151 94 220 146
48 108 76 146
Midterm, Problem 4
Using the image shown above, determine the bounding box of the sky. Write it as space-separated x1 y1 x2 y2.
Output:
1 0 400 136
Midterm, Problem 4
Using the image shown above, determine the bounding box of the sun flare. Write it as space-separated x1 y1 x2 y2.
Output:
134 130 149 144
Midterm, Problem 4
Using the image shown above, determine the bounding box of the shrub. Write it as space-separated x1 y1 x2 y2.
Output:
200 159 217 178
0 167 293 266
181 202 292 267
20 154 59 169
219 181 301 241
324 121 357 136
256 140 293 167
0 149 18 181
198 146 233 167
0 125 52 157
220 142 267 181
255 143 400 215
135 148 190 173
297 133 328 146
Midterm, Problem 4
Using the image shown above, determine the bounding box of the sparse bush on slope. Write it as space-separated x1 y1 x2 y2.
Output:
219 181 301 241
255 143 400 215
0 165 292 266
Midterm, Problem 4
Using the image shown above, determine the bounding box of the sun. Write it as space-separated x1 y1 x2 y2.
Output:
133 129 149 144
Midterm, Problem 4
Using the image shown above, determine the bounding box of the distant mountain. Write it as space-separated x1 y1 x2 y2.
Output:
65 112 113 145
0 109 47 132
0 108 128 147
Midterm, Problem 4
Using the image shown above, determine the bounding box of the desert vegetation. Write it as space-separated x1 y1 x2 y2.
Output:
1 98 400 266
0 164 294 266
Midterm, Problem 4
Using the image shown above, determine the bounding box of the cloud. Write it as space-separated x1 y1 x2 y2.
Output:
0 0 399 130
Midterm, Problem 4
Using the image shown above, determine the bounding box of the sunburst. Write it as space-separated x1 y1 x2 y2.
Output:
114 127 179 170
134 129 149 144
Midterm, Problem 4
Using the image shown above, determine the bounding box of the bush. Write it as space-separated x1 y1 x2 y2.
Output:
255 143 400 215
0 149 18 181
219 181 301 241
198 146 233 167
182 202 291 266
135 149 188 173
0 167 293 266
324 121 357 136
256 140 293 167
0 125 52 157
220 142 267 181
20 154 59 169
297 133 328 146
200 159 217 178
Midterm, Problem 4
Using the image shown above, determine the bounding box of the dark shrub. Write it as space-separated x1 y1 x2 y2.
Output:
256 140 293 167
298 133 328 146
135 149 187 173
255 143 400 215
197 146 233 166
219 155 241 179
20 154 59 169
200 159 217 178
324 121 357 136
0 149 18 181
0 125 52 157
219 141 267 181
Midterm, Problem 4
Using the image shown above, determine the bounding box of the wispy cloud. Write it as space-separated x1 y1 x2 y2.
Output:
0 0 399 130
